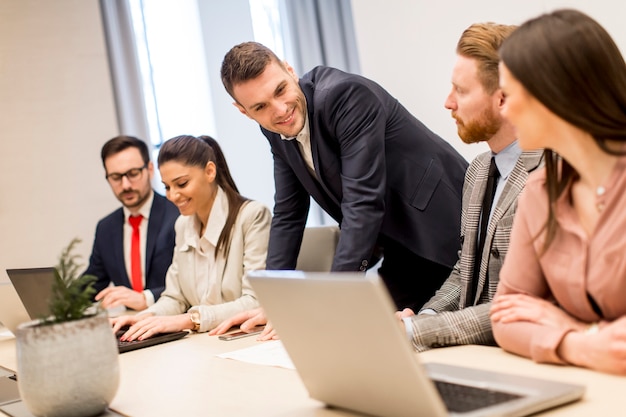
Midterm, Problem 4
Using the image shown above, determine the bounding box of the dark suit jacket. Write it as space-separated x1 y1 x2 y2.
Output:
262 66 468 271
85 192 179 300
410 150 544 351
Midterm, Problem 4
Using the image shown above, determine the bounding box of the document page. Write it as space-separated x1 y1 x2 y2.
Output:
217 340 295 370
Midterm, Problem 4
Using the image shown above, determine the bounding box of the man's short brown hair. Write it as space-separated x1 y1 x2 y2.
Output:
456 23 518 94
221 41 283 99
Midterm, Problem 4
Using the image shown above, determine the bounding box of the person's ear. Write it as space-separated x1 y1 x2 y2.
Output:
233 102 252 119
495 89 506 109
205 161 217 183
283 61 299 81
146 161 155 179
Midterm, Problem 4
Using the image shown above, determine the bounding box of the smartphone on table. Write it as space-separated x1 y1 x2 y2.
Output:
218 326 265 341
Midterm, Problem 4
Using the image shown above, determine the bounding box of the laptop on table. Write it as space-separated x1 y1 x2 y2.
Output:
4 267 187 353
247 270 585 417
0 282 31 336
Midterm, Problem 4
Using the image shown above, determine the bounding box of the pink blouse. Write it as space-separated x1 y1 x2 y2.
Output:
493 157 626 364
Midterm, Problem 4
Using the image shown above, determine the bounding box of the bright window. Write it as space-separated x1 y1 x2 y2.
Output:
249 0 290 61
128 0 291 150
128 0 216 148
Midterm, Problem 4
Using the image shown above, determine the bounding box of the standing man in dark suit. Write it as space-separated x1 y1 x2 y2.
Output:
220 42 468 310
85 135 179 311
397 23 543 350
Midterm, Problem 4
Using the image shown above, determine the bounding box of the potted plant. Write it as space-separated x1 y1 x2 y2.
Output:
15 238 119 417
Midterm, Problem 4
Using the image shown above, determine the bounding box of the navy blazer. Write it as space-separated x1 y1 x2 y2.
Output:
85 192 179 300
263 66 468 272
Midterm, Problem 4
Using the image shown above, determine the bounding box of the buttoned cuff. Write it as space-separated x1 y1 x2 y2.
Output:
143 289 155 306
402 317 413 341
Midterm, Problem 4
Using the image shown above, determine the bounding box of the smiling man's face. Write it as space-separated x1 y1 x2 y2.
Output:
232 60 306 138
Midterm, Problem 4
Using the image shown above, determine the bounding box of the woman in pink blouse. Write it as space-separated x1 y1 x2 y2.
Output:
490 9 626 375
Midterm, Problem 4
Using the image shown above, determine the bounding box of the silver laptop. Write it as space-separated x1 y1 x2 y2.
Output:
247 270 585 417
0 366 20 407
4 267 188 354
0 281 32 335
0 267 55 335
6 268 55 320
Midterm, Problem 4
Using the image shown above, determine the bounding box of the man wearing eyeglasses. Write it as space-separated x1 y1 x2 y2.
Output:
84 135 179 311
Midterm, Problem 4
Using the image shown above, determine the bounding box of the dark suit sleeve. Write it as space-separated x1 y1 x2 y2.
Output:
319 81 387 271
266 149 311 270
83 221 112 297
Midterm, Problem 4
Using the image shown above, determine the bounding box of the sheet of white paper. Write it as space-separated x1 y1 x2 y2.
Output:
0 329 14 339
217 340 295 370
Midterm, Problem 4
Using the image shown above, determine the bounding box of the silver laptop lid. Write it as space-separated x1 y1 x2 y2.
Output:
248 270 584 417
248 270 447 417
6 267 55 320
0 282 31 335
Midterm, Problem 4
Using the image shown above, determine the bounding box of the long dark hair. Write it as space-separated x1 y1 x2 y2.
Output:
158 135 247 255
499 9 626 251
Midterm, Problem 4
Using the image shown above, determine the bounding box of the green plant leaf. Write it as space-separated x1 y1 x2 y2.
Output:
43 237 100 325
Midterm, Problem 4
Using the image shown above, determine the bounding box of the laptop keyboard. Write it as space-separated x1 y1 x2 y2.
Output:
115 328 188 353
116 332 146 351
434 379 523 413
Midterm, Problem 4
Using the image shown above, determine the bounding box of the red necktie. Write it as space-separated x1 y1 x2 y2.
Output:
129 215 144 292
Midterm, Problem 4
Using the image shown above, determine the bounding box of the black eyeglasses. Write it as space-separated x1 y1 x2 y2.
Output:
106 164 148 183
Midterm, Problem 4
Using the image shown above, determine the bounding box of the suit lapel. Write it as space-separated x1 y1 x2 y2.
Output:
274 130 342 216
300 79 341 210
460 154 491 306
486 150 543 237
286 139 322 191
474 150 543 301
145 194 163 278
113 209 129 285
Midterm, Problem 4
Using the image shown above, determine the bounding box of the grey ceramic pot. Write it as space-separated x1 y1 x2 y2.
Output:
15 312 119 417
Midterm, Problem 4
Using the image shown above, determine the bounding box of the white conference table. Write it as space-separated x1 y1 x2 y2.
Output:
0 328 624 417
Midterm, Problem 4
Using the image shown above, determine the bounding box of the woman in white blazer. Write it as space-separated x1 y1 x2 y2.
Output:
112 135 271 339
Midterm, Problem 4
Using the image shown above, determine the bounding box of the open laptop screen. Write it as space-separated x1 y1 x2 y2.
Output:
6 267 55 319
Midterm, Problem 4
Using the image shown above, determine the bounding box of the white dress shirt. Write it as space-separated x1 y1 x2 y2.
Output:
281 110 316 177
144 186 271 331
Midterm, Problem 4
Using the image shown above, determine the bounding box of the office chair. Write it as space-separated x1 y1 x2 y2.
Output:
295 225 340 272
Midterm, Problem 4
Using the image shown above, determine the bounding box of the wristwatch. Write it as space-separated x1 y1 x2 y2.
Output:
189 311 201 332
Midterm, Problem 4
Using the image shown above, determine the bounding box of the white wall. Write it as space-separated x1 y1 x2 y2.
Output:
196 0 276 211
0 0 119 280
351 0 626 161
2 0 626 283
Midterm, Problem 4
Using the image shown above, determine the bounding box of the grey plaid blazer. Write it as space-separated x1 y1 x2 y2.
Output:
409 149 543 351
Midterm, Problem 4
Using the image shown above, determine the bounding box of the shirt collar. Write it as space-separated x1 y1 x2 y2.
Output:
492 140 522 180
184 186 228 248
